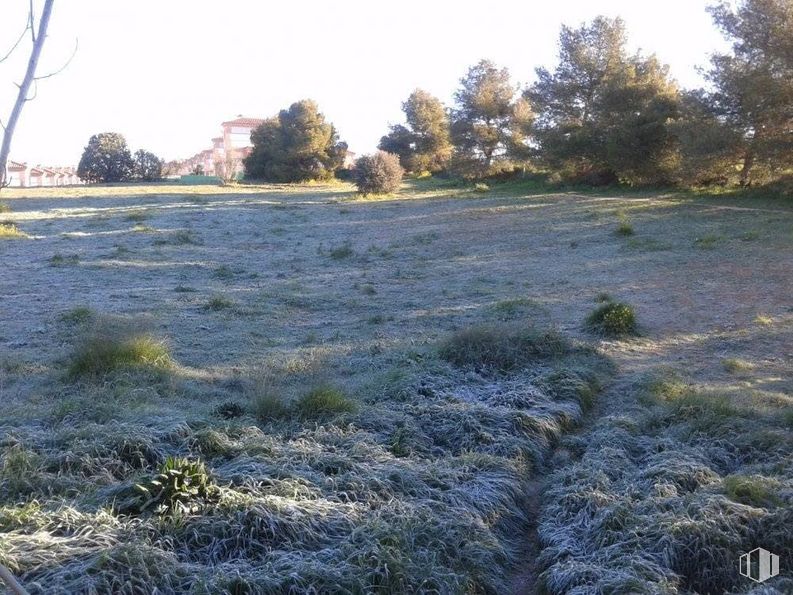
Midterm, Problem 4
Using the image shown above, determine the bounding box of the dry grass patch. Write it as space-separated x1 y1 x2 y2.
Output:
722 357 755 373
294 386 356 418
0 222 28 239
67 318 172 378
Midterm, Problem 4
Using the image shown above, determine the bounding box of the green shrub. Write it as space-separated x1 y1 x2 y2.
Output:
114 457 215 515
545 367 601 411
439 325 568 372
294 386 356 418
68 328 172 378
668 392 746 435
585 301 637 337
0 203 10 213
473 182 490 193
489 297 542 321
353 151 404 195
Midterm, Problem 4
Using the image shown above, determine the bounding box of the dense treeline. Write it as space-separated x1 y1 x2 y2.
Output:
381 0 791 189
242 0 791 192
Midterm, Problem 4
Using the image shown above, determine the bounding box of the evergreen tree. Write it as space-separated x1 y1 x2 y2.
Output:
244 100 347 182
133 150 164 182
704 0 793 185
527 17 680 185
77 133 134 184
379 90 452 173
450 60 518 177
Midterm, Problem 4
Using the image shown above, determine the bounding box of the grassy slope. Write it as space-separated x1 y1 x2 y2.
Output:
0 179 791 593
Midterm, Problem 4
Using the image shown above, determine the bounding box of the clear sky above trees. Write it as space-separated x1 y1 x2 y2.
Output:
0 1 726 164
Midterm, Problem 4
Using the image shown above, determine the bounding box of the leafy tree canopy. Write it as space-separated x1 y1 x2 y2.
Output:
379 89 453 173
450 60 521 177
77 133 134 184
703 0 793 185
244 100 347 182
134 149 163 182
527 17 680 185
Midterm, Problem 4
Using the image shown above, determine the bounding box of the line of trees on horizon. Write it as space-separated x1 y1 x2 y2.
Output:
76 0 790 193
372 0 790 190
243 1 790 192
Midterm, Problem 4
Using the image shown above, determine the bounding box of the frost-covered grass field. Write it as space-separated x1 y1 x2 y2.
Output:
0 180 791 593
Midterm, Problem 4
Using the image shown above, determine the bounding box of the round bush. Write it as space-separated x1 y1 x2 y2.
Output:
585 301 637 337
353 151 404 195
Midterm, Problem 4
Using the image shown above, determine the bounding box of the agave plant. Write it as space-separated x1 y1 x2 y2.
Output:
115 456 215 515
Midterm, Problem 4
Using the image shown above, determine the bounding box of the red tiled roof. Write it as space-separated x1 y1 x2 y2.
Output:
221 117 265 128
7 160 27 170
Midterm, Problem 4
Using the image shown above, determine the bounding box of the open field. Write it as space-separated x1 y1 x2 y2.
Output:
0 180 791 593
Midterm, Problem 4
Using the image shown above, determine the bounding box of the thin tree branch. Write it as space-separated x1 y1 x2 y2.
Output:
25 79 38 102
0 0 55 189
0 24 31 64
29 0 36 43
34 38 78 80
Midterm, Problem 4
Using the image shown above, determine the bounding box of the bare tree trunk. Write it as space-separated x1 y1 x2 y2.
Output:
0 0 55 189
739 148 755 187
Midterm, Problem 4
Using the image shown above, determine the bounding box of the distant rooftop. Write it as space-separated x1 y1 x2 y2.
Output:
221 116 265 128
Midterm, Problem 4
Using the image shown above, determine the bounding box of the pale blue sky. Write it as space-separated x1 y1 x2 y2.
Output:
0 0 727 166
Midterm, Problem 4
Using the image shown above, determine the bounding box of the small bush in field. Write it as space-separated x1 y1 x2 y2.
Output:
585 301 637 337
353 151 403 195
